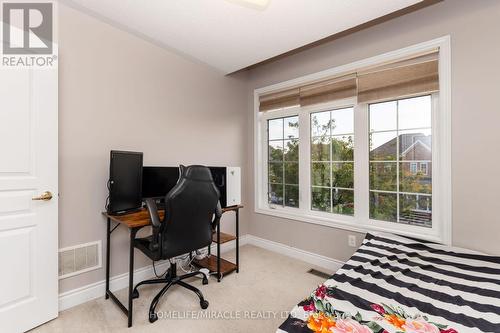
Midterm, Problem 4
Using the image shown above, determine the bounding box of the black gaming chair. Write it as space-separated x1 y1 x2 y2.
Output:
132 165 222 323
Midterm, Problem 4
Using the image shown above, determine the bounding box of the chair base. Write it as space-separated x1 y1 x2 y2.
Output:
132 262 209 323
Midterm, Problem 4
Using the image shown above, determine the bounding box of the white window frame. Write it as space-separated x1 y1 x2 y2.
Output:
253 36 452 244
266 111 301 207
308 103 355 215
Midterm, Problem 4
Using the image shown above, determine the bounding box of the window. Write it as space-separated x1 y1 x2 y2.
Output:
369 95 432 227
410 163 418 174
255 38 451 244
267 116 299 207
420 162 428 175
311 107 354 215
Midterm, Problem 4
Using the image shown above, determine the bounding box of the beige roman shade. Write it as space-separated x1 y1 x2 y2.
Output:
357 51 439 103
258 75 356 112
258 50 439 111
299 74 357 107
259 88 300 112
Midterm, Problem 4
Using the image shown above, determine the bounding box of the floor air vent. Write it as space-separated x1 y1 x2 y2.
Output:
307 268 331 279
58 241 102 279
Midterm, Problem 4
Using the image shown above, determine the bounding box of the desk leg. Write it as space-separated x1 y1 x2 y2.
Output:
127 228 137 328
217 221 221 282
236 209 239 273
105 217 111 299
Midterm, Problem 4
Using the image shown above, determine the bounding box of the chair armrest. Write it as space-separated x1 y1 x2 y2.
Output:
211 201 222 230
145 198 161 228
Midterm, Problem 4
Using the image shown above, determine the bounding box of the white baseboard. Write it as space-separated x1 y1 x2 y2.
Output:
245 235 345 272
59 236 249 311
58 234 345 311
59 259 171 311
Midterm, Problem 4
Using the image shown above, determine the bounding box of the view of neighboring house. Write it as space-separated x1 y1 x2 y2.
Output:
370 133 432 227
400 133 432 178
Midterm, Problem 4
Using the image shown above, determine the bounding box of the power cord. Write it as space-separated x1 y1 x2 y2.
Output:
152 260 169 278
105 179 111 211
179 254 196 274
152 249 210 278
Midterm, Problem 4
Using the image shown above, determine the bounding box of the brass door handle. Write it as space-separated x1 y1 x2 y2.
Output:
32 191 53 201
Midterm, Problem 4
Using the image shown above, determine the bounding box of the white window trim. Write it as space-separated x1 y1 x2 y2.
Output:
253 36 452 245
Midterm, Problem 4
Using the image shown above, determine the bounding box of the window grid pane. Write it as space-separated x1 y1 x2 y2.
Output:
310 108 354 216
369 95 432 227
267 116 299 208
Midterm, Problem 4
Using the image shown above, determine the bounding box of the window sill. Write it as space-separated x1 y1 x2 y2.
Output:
254 205 445 244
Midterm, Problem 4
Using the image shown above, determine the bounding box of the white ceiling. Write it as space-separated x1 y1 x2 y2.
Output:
63 0 423 74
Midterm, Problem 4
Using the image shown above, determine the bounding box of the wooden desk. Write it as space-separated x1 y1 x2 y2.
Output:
102 204 243 327
105 208 163 228
102 209 149 327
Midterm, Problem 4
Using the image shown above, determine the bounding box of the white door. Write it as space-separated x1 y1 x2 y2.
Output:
0 65 58 331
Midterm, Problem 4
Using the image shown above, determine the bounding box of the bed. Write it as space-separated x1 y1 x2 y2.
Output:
278 233 500 333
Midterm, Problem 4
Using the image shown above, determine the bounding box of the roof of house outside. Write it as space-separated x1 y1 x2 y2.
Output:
371 133 431 160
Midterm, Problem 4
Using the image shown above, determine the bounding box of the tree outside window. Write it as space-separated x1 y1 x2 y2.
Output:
268 116 299 208
310 107 354 216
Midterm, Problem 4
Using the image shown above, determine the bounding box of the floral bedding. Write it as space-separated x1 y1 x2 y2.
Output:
277 233 500 333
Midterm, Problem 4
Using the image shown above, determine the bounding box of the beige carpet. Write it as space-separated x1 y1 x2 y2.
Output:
31 245 331 333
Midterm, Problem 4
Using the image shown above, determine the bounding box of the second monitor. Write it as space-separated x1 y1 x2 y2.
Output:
142 166 180 200
142 166 241 208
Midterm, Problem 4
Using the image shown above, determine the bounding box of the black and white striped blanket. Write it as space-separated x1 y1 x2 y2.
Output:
278 233 500 333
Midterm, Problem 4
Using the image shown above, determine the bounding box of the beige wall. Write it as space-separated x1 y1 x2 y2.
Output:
59 0 500 295
245 0 500 261
58 4 248 293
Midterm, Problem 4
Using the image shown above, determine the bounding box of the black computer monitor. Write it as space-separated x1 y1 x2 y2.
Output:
142 166 180 199
108 150 143 214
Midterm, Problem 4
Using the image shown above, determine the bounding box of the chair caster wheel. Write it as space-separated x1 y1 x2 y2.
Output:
200 300 209 309
202 278 208 285
149 312 158 323
132 289 139 299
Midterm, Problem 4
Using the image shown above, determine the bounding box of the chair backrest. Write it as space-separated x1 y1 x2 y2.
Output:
160 165 220 259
